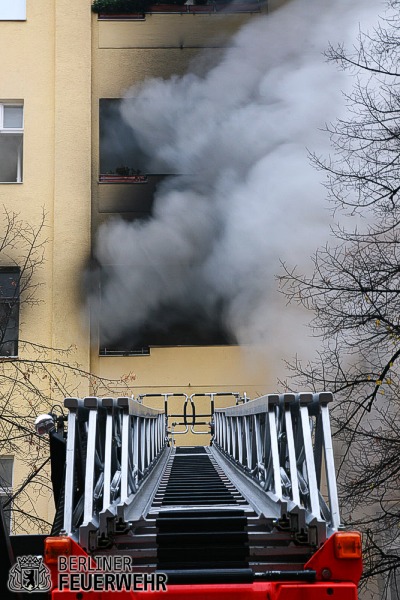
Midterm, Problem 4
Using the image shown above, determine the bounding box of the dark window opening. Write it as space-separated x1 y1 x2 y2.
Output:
98 268 235 356
97 98 234 354
0 456 13 533
100 98 149 180
0 268 20 357
0 493 11 533
100 305 234 355
99 98 176 181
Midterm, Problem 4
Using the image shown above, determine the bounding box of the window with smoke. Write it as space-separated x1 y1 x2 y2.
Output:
99 99 176 178
97 266 235 356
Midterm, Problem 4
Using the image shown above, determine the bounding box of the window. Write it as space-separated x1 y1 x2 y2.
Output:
99 307 234 355
97 100 234 354
0 102 23 183
0 456 13 533
0 0 26 20
100 99 149 180
0 268 20 357
98 267 234 356
99 99 175 181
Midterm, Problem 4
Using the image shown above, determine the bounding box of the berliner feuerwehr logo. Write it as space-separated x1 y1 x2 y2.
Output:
8 555 52 593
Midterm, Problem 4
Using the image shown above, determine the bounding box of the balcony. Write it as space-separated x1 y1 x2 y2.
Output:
97 0 266 17
97 3 265 48
94 0 267 19
99 173 148 183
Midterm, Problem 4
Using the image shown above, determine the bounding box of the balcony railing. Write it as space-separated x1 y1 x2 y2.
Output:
99 173 148 183
98 0 266 17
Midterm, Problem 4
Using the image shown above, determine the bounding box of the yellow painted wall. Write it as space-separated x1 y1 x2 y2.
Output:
98 13 261 49
52 0 92 373
94 346 273 447
0 1 54 350
0 0 93 531
0 1 56 531
96 346 268 394
0 1 92 369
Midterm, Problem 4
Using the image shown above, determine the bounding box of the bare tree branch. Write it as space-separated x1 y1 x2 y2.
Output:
0 208 136 534
279 2 400 596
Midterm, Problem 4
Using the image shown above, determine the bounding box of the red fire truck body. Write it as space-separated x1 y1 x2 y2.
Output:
44 530 362 599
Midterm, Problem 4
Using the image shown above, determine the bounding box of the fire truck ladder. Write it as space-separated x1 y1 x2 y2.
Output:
58 392 340 584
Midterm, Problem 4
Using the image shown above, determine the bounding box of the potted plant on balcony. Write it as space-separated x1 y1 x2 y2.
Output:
99 167 148 183
92 0 151 17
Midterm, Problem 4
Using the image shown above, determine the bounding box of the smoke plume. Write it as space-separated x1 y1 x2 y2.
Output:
91 0 381 364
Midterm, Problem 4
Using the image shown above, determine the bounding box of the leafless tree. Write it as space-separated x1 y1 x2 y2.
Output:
0 208 135 534
279 1 400 596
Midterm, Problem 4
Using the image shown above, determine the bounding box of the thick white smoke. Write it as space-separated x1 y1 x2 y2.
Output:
92 0 381 365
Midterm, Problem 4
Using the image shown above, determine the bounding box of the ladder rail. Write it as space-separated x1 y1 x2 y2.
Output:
62 396 167 551
212 392 341 542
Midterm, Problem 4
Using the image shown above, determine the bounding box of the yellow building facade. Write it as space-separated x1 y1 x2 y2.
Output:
0 0 287 530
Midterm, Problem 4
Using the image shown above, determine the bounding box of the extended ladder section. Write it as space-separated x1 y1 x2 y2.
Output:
59 392 340 583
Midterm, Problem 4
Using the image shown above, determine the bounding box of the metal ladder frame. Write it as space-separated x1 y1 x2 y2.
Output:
212 392 340 545
63 396 167 551
61 390 340 553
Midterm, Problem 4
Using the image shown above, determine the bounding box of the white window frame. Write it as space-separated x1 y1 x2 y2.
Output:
0 102 24 183
0 103 24 132
0 455 13 534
